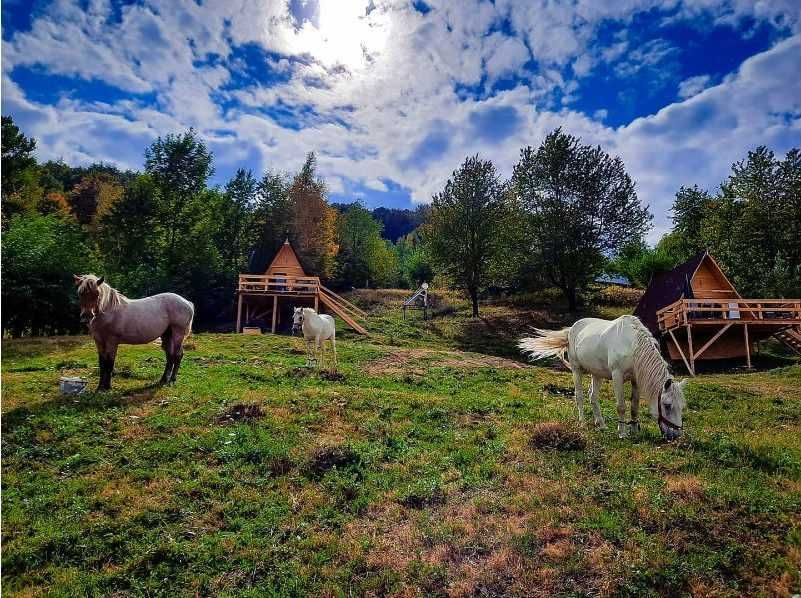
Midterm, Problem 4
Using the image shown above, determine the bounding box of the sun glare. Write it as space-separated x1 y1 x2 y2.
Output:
292 0 388 70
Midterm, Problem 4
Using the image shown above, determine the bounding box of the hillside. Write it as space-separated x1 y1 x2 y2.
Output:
2 303 800 595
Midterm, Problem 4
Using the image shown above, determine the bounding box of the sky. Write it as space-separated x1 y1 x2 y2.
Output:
2 0 800 241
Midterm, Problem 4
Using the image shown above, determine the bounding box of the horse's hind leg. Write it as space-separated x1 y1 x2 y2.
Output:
168 325 187 383
572 367 585 424
589 374 606 429
159 327 174 384
330 337 337 373
612 370 628 439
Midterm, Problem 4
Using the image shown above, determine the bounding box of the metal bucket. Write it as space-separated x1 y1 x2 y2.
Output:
59 376 88 395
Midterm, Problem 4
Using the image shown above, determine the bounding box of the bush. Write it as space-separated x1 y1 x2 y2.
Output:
591 284 643 307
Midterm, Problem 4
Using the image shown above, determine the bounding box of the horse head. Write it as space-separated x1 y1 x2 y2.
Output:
292 307 304 335
74 274 105 323
656 378 688 440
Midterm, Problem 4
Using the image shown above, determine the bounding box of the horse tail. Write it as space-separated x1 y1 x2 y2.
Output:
518 327 570 367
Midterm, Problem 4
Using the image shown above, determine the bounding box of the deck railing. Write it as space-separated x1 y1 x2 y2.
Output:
238 274 320 294
657 298 801 332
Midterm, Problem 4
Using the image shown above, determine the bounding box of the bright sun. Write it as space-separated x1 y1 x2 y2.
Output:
292 0 389 70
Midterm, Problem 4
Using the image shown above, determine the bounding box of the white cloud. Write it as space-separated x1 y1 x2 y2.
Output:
1 0 799 246
677 74 711 98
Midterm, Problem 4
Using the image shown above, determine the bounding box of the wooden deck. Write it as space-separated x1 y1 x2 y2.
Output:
656 298 801 374
236 274 368 335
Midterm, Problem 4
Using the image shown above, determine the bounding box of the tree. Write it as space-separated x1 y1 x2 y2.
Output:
336 204 398 288
216 168 258 276
287 153 338 278
69 173 123 227
2 213 97 336
251 171 292 272
2 116 40 219
606 237 683 287
512 128 651 310
144 129 213 271
428 155 510 317
96 174 162 295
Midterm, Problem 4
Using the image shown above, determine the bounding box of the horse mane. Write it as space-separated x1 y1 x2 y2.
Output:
79 276 129 313
629 316 670 404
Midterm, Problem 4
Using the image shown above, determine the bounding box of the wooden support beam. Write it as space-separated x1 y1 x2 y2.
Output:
693 323 733 360
686 324 695 376
744 323 751 368
314 293 319 312
271 295 278 334
668 329 694 377
236 293 243 333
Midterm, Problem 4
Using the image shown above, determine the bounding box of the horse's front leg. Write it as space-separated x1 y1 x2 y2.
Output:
612 370 627 439
99 343 118 391
571 366 585 425
589 374 606 429
630 383 641 434
317 337 325 371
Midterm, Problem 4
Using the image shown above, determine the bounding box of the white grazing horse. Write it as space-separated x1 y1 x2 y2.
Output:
519 315 687 440
292 307 337 372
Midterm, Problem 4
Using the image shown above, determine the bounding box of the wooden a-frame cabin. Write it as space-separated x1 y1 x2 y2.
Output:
634 251 801 375
236 239 367 335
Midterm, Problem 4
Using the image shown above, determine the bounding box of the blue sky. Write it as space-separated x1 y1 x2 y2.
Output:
2 0 800 239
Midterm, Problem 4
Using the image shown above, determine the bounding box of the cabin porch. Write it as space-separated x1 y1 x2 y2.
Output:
656 298 801 374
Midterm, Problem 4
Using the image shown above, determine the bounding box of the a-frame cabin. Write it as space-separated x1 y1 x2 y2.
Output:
236 239 368 335
634 251 801 374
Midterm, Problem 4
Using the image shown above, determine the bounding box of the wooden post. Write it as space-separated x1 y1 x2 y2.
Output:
744 323 751 368
271 295 278 334
245 302 250 326
314 293 319 312
236 294 243 333
686 324 695 376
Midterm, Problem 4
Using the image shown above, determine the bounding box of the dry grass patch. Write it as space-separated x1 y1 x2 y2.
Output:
529 421 587 451
665 475 706 501
216 402 264 424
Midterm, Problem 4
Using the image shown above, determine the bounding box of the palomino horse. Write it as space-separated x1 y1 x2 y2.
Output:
292 307 337 372
74 275 194 390
519 315 687 440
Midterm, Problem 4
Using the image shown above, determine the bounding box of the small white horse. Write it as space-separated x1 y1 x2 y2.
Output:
292 307 337 372
519 315 687 440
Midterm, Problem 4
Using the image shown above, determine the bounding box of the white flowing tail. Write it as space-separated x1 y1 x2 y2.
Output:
518 327 570 366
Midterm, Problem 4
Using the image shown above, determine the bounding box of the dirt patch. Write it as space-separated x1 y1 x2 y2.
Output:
319 371 346 382
304 443 361 477
542 384 574 397
529 422 587 451
365 348 529 376
216 403 264 424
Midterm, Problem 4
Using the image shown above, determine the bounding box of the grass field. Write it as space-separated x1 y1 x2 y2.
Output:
2 295 801 596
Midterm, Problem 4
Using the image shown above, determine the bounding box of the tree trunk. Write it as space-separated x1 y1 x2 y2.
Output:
469 287 479 318
566 286 578 312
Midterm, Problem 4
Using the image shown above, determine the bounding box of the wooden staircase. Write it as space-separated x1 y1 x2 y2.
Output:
774 326 801 355
318 286 369 335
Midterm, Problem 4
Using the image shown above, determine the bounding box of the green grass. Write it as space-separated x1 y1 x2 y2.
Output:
3 300 801 596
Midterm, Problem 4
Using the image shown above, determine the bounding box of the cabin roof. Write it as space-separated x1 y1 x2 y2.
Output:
633 251 709 336
265 239 306 276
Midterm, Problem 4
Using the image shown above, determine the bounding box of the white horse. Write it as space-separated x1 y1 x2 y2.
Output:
292 307 337 372
519 315 687 440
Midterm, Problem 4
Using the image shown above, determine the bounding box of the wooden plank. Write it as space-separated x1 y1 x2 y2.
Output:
668 329 694 376
271 295 278 334
236 294 243 333
744 324 751 368
320 285 367 318
693 323 733 360
319 293 368 335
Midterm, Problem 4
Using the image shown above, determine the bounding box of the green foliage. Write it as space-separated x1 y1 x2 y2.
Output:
1 214 98 336
606 238 683 287
336 204 399 288
428 155 512 316
512 128 651 310
1 115 40 219
667 146 801 296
